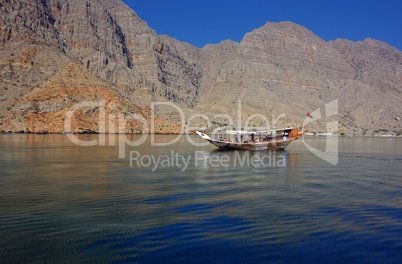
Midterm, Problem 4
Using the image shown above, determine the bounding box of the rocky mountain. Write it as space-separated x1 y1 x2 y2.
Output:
0 0 401 135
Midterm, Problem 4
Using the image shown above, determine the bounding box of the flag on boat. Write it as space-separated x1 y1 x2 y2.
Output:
306 112 313 119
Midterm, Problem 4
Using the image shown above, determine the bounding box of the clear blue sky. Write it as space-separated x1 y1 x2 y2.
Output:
123 0 402 50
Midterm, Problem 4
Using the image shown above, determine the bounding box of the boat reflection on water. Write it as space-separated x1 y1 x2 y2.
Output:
191 149 289 175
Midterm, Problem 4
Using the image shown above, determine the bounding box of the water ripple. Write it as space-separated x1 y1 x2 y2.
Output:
0 135 401 263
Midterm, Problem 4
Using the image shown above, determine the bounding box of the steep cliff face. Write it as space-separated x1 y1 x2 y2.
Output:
0 0 202 133
0 0 60 45
0 0 65 116
331 38 402 88
53 0 155 85
329 38 402 130
156 36 202 106
191 22 402 131
51 0 201 106
0 0 401 134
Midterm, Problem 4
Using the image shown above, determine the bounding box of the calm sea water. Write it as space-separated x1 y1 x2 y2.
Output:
0 134 401 263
